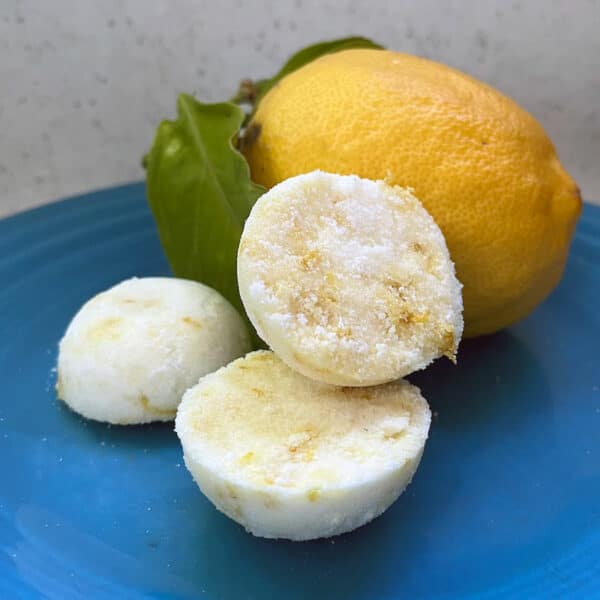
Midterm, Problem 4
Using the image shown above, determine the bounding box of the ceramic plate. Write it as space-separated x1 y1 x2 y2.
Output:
1 183 598 599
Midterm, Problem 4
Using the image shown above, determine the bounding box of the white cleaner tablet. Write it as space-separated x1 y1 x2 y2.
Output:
238 171 463 386
176 350 431 540
57 277 251 424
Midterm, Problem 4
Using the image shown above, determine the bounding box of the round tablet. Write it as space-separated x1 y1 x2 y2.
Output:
176 350 431 540
57 277 251 424
238 171 464 386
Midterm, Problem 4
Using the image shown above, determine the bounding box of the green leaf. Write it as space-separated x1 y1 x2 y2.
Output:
145 93 265 342
232 36 383 113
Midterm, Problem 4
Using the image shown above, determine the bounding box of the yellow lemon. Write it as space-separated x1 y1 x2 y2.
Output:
242 49 581 337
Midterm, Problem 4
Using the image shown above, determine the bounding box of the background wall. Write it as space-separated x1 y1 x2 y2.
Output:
1 0 599 217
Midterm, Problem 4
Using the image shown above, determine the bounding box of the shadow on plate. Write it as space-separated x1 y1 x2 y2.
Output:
56 399 177 450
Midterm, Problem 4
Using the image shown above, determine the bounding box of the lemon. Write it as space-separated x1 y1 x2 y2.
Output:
242 49 581 336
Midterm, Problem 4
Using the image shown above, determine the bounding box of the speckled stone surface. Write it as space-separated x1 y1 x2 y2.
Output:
0 0 598 217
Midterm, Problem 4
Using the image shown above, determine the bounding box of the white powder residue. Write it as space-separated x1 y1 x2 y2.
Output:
269 312 293 327
249 280 267 299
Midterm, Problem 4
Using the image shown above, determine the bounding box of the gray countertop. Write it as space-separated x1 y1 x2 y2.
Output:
1 0 599 218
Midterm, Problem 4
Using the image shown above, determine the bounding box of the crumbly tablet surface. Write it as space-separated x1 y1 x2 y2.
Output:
238 171 463 386
175 350 431 540
57 277 251 424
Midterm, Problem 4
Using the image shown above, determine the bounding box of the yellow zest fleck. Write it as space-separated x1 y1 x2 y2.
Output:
121 298 161 308
238 451 255 465
410 241 425 254
307 489 321 502
86 317 123 342
182 316 202 328
261 493 278 509
138 394 176 418
442 329 457 362
55 375 64 398
299 249 321 271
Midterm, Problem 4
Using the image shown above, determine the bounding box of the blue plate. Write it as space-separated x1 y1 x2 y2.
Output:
0 183 599 599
